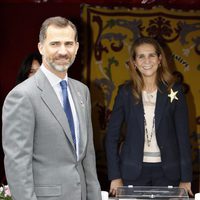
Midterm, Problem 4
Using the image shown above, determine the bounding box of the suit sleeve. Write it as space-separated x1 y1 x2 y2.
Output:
174 84 192 181
82 87 102 200
105 86 125 181
2 87 37 200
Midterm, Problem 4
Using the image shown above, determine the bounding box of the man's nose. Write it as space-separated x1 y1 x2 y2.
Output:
58 45 68 55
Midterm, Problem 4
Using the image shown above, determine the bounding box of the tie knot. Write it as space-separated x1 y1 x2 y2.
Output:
60 80 68 89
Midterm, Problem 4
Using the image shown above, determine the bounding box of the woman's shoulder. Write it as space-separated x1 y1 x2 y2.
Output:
118 80 132 92
172 81 185 92
159 80 184 93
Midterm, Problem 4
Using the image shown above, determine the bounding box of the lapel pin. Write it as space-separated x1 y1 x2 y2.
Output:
168 89 178 103
77 91 85 107
77 91 81 97
80 101 85 107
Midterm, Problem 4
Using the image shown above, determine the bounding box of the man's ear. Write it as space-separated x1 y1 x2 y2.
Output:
75 42 79 55
38 42 43 56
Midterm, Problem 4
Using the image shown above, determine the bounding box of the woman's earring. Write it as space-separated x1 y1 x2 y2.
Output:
134 64 137 69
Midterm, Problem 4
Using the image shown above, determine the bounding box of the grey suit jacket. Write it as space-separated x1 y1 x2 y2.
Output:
2 69 101 200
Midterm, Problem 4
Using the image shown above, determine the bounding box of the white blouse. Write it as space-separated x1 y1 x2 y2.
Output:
142 90 161 163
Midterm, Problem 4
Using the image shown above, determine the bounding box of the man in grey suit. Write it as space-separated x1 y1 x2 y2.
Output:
2 16 102 200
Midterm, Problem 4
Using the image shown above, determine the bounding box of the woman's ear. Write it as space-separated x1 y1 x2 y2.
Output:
132 60 137 68
158 54 162 64
129 58 137 69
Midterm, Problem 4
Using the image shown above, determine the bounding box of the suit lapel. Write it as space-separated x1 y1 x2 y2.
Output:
155 84 168 131
127 85 144 135
134 100 145 135
68 79 87 157
35 70 75 149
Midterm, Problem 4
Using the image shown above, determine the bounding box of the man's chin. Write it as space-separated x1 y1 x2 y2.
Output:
53 65 70 72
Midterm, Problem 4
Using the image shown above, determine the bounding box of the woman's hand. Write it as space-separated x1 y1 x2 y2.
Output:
109 178 123 197
179 182 193 197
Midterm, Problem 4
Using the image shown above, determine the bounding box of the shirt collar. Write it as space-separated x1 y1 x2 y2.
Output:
40 64 68 87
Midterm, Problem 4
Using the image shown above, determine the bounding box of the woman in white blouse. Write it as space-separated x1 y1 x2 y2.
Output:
105 37 193 197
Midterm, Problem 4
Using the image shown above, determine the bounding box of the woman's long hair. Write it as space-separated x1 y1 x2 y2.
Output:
127 37 175 103
16 51 42 84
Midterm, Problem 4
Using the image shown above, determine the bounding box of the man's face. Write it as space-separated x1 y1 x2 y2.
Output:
38 25 79 74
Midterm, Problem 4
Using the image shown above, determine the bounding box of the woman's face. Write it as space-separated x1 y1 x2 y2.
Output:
28 59 40 77
133 43 161 80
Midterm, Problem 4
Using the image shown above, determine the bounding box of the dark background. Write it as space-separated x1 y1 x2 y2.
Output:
0 0 200 192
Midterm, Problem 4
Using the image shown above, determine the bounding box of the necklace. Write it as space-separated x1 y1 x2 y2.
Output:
144 115 155 147
146 92 154 102
143 90 157 106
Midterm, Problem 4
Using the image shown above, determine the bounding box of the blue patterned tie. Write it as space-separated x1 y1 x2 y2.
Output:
60 80 76 148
